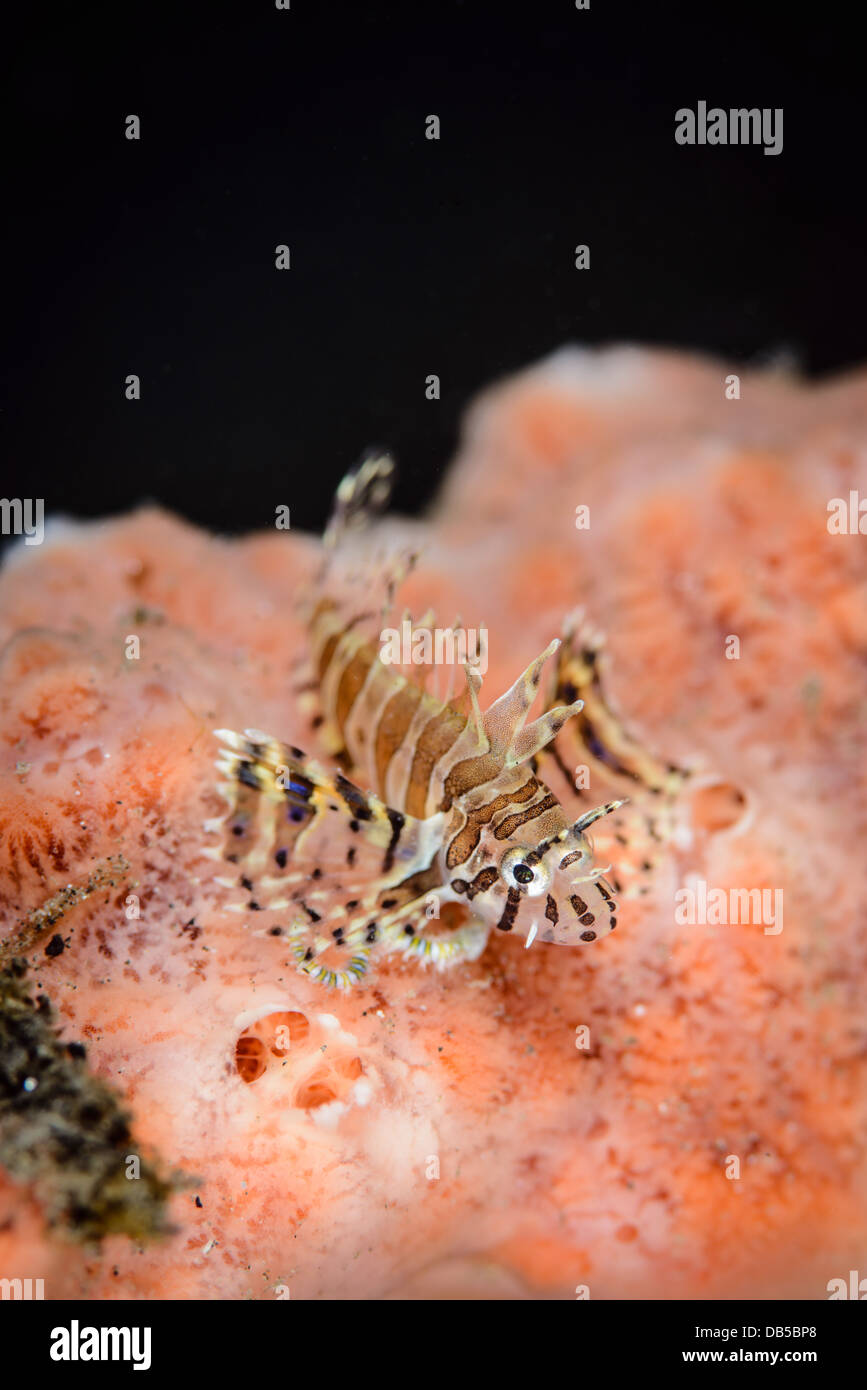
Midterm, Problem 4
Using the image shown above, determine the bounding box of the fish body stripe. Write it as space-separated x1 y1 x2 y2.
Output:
374 684 424 798
406 706 467 818
317 631 342 684
311 605 482 819
345 657 398 777
496 886 521 932
493 791 559 841
445 778 539 870
441 752 503 812
335 647 375 739
558 848 584 871
451 865 499 900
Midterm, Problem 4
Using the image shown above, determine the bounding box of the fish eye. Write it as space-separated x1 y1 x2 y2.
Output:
501 845 551 894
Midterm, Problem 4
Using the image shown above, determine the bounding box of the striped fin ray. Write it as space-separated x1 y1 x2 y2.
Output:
535 611 690 898
207 729 448 986
550 611 688 798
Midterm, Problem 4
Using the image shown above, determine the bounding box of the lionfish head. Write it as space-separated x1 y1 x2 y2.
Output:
452 800 626 947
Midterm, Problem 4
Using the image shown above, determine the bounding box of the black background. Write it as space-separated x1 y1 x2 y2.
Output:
3 1 865 542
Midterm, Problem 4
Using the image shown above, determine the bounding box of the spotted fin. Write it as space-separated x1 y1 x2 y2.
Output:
206 729 448 987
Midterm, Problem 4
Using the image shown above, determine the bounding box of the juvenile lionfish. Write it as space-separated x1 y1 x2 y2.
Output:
207 455 685 988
